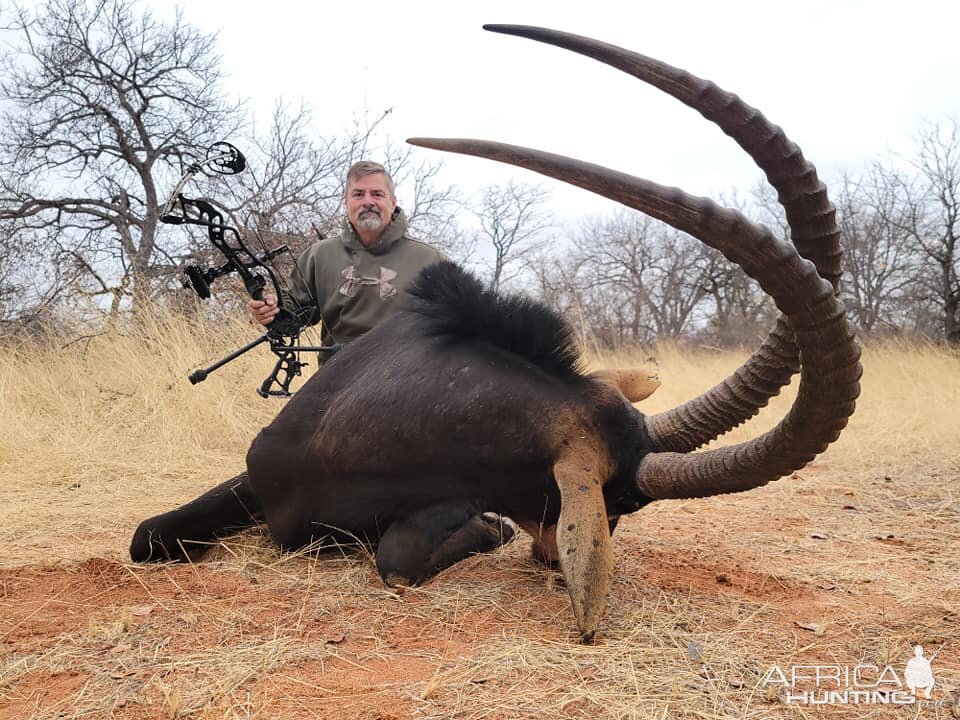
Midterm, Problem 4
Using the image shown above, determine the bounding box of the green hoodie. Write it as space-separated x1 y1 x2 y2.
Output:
285 208 445 345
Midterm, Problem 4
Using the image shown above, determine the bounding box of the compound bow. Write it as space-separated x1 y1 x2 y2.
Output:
160 142 338 397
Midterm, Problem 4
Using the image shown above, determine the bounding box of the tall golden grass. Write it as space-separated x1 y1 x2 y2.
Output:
2 307 956 561
594 339 960 470
0 309 287 563
2 307 958 719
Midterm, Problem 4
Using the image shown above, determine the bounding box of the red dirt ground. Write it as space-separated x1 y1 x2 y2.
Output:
2 466 958 719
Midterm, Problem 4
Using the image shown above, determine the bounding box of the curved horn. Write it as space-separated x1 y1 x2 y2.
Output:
408 25 861 498
455 24 846 453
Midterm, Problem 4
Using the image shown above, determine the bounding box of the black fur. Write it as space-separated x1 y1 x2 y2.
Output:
132 260 651 598
407 261 583 380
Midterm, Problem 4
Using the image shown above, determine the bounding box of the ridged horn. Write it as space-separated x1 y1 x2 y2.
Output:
474 24 844 453
407 25 861 498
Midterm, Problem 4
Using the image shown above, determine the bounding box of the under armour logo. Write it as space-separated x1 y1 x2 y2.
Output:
338 265 398 299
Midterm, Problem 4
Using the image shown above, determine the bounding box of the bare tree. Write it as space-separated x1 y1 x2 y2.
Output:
223 101 357 243
573 213 656 345
521 244 612 351
746 179 791 242
524 246 585 320
902 119 960 344
0 223 66 332
0 0 242 317
690 186 779 346
696 248 777 347
571 210 717 346
833 166 923 335
471 181 551 292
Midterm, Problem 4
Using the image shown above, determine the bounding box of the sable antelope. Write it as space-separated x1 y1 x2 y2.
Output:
132 25 861 641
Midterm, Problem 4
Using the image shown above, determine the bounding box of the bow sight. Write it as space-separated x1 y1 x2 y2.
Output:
161 142 338 397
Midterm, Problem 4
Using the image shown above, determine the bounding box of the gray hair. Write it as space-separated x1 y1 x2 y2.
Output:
345 160 395 197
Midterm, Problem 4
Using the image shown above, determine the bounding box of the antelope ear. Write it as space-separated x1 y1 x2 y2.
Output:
589 364 661 403
553 438 615 642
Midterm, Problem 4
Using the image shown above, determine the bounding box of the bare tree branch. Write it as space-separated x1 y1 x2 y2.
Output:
0 0 243 319
470 181 552 293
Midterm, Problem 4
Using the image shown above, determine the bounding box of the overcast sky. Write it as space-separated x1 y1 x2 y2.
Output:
55 1 960 222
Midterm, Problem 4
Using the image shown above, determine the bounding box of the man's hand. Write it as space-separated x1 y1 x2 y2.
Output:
249 294 280 326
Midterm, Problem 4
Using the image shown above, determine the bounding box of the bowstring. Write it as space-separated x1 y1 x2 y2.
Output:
246 215 328 368
201 169 330 390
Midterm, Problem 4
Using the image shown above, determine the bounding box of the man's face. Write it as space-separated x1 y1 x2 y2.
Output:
345 172 396 240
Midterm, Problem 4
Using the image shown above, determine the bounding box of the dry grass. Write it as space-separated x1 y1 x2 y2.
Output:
1 313 959 719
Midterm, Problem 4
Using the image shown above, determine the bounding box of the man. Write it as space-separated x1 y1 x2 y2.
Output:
245 161 516 560
249 161 444 345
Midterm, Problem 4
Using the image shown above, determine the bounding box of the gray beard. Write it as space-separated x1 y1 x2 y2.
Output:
356 211 383 232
